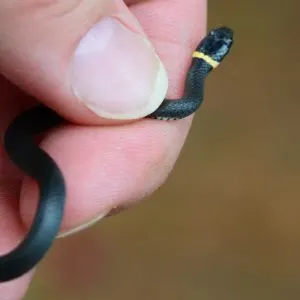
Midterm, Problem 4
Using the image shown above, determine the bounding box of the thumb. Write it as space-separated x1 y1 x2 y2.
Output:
0 0 168 123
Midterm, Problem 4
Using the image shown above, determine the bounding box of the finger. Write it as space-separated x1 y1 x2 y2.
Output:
0 78 38 298
20 0 207 236
0 0 168 124
0 182 33 299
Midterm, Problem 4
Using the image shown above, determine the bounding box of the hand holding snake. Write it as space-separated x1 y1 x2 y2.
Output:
0 1 233 298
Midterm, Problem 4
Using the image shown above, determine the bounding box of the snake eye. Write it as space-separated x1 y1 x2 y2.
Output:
196 26 234 63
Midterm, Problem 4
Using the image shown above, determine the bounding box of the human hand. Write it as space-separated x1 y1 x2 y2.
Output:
0 0 207 298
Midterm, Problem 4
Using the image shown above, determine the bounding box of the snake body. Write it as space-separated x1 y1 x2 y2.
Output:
0 26 233 282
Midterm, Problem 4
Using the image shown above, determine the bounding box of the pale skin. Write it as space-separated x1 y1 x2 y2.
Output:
0 0 207 298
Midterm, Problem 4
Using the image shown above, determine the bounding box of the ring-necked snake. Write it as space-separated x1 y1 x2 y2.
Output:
0 26 234 282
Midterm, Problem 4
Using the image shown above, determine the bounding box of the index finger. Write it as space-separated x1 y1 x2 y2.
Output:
20 0 207 237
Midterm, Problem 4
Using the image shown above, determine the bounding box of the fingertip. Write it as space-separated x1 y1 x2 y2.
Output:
70 17 168 121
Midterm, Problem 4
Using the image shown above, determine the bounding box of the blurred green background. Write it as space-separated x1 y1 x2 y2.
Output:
25 0 300 299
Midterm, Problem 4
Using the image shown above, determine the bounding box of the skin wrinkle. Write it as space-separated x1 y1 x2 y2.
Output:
11 0 82 12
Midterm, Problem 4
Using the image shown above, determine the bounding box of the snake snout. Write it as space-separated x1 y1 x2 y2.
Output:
196 26 234 63
212 27 234 45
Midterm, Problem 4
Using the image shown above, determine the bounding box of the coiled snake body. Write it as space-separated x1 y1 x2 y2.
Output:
0 27 233 282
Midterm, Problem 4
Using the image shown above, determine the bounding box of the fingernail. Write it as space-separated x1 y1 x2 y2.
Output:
70 17 168 120
57 209 110 239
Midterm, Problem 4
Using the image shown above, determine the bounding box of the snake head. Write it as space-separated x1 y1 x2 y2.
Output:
197 26 234 63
